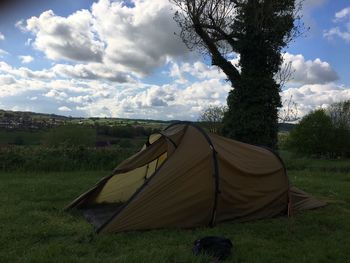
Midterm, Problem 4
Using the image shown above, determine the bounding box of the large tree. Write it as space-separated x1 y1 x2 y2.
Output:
172 0 301 148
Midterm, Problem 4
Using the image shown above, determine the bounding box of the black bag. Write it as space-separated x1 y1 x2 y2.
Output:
192 236 233 261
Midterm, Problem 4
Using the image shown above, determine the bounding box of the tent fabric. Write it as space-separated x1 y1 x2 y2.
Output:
65 122 326 233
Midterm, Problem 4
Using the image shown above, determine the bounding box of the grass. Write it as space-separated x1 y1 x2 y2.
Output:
1 159 350 262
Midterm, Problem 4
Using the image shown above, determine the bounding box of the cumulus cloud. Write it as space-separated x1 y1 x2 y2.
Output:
282 83 350 116
0 75 16 85
324 6 350 43
21 0 187 78
0 61 54 79
52 63 135 83
58 106 72 112
0 32 4 40
25 10 104 62
91 0 187 75
19 55 34 64
282 53 338 85
44 89 68 100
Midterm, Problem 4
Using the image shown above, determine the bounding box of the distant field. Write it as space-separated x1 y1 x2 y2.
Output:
1 157 349 262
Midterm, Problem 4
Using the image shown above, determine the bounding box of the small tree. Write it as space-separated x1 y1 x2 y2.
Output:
287 109 334 157
198 105 227 133
327 100 350 128
327 100 350 157
278 95 299 123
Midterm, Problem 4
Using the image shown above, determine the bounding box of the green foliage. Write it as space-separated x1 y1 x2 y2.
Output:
327 100 350 157
96 124 157 139
287 108 350 157
0 146 138 172
1 155 350 262
43 125 96 147
287 110 333 156
0 130 45 145
198 105 227 134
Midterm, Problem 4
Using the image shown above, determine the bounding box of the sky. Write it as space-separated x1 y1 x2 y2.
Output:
0 0 349 120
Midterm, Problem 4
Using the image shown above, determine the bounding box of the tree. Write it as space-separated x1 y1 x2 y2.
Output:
287 109 334 157
198 105 227 133
278 95 299 123
327 100 350 129
327 100 350 157
172 0 301 148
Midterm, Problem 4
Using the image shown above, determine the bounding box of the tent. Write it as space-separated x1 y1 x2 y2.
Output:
65 122 326 233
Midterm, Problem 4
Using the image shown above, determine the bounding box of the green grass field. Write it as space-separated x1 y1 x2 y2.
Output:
1 158 350 262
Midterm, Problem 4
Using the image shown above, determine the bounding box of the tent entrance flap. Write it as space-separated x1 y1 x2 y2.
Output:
76 151 168 229
92 152 167 204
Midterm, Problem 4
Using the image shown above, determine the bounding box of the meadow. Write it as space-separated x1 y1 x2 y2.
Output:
1 154 349 262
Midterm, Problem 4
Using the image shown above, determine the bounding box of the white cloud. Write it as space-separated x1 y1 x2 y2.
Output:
281 84 350 117
0 49 9 57
25 10 104 62
52 63 135 83
44 90 68 100
22 0 187 78
15 20 26 31
58 106 72 112
282 53 338 85
0 61 54 79
19 55 34 64
334 7 350 21
324 6 350 43
0 75 16 85
0 32 4 40
91 0 187 75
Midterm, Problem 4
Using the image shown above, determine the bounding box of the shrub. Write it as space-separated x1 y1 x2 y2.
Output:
0 145 139 172
43 125 96 147
286 109 334 157
327 100 350 157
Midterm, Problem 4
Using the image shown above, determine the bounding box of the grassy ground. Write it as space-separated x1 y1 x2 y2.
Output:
1 159 350 262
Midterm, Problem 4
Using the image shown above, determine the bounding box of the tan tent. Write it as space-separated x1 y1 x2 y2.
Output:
66 122 326 233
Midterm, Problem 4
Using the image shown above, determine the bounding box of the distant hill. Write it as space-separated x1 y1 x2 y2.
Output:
0 109 171 129
278 122 296 132
0 109 69 120
0 109 296 131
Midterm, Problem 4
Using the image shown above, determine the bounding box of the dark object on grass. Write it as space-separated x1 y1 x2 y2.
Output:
192 236 233 261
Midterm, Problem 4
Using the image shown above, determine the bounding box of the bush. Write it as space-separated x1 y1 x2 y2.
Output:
0 145 139 172
286 109 334 157
43 125 96 147
327 100 350 157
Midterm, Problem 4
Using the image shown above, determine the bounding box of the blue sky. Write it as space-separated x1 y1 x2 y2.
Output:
0 0 349 120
